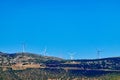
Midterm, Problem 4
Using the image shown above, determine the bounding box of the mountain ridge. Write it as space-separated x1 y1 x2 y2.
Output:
0 52 120 71
0 52 120 79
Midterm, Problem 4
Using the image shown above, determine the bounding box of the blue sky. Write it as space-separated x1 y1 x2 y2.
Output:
0 0 120 59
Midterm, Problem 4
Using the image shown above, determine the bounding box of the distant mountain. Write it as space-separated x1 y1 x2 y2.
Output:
0 52 120 70
0 52 120 80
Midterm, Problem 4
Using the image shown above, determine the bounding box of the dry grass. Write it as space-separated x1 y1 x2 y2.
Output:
11 63 44 70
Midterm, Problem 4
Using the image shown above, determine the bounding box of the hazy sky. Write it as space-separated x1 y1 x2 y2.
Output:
0 0 120 59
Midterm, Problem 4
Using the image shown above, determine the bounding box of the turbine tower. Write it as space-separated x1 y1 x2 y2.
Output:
22 43 25 53
43 47 47 56
69 52 75 60
70 54 74 60
97 49 102 59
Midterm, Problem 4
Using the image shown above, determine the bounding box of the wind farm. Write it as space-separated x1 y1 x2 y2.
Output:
1 0 120 79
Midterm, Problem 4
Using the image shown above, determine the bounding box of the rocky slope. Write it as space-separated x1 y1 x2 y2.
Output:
0 52 120 80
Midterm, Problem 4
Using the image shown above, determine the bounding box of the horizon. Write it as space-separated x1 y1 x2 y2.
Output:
0 50 120 60
1 51 120 60
0 0 120 59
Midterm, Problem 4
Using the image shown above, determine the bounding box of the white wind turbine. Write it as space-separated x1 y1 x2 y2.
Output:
22 43 25 53
42 47 47 56
96 49 103 59
68 52 76 60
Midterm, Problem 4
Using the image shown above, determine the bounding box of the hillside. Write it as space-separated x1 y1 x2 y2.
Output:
0 52 63 70
0 52 62 63
0 52 120 80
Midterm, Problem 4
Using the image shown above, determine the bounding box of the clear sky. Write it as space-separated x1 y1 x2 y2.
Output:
0 0 120 59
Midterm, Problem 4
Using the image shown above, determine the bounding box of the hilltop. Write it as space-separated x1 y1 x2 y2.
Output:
0 52 120 71
0 52 120 80
0 52 63 70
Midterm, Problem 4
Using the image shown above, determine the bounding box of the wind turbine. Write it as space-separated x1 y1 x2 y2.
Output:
68 52 75 60
68 52 76 64
96 49 103 59
22 43 25 53
70 54 74 60
43 47 47 56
